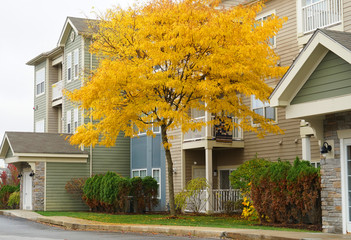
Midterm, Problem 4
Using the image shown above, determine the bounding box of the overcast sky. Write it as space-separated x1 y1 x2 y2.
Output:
0 0 136 166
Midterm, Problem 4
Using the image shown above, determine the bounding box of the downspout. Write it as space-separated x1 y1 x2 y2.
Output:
89 41 93 177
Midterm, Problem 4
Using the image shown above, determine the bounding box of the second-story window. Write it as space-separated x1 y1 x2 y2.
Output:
74 108 78 132
256 11 276 48
66 110 72 134
251 95 276 122
67 52 72 82
74 49 79 79
36 68 45 96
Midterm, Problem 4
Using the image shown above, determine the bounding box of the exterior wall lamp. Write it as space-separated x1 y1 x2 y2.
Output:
17 173 22 179
321 142 332 158
29 171 35 177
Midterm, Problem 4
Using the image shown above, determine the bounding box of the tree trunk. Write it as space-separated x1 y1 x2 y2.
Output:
161 124 176 216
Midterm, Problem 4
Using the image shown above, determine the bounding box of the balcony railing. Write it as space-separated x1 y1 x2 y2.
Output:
302 0 341 33
183 116 243 142
52 80 63 101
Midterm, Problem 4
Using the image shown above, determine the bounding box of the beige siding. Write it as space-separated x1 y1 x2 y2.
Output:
343 0 351 32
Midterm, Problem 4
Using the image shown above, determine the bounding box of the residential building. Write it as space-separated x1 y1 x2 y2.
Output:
0 17 130 211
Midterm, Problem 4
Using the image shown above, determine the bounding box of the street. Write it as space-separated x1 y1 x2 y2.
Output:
0 215 213 240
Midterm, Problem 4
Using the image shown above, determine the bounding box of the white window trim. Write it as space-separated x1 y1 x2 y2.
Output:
132 168 147 178
152 168 161 199
256 9 277 48
251 95 277 126
35 119 45 133
35 68 45 97
67 52 72 83
73 108 79 132
66 110 72 134
73 49 79 80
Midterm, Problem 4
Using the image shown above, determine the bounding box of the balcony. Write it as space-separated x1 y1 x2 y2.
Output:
302 0 341 33
183 116 243 143
52 80 63 106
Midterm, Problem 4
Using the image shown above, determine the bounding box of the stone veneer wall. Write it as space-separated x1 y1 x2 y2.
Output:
33 162 45 211
321 112 351 233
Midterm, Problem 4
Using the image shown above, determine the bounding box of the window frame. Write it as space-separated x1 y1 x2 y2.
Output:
132 169 147 178
152 168 161 199
251 95 277 124
218 168 235 190
73 49 79 79
35 68 45 97
67 52 72 82
256 10 277 48
66 110 72 134
73 108 79 132
35 119 45 133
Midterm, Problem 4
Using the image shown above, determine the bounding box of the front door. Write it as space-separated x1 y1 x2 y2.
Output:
23 171 32 210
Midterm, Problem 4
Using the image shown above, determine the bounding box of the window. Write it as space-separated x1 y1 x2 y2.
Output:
311 161 320 168
66 110 71 134
73 108 78 132
219 169 234 189
67 52 72 82
35 119 45 133
132 169 147 178
251 95 276 121
73 49 79 79
256 12 276 47
36 68 45 96
152 168 161 199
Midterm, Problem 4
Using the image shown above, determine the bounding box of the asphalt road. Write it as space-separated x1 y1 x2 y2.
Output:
0 215 214 240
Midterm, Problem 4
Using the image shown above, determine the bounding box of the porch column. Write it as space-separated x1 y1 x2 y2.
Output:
205 146 213 213
301 135 311 161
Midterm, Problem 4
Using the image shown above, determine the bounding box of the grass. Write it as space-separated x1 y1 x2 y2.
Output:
36 211 313 232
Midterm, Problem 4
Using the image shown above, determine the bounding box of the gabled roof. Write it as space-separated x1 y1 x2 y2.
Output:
270 29 351 108
0 132 87 159
58 16 99 46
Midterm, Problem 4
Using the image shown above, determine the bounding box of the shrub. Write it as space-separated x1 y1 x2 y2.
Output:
130 177 144 213
82 174 104 211
251 157 321 225
175 178 210 213
7 192 20 209
0 185 19 208
142 176 158 211
230 156 271 193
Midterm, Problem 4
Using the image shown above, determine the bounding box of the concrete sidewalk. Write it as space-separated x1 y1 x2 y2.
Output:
1 210 351 240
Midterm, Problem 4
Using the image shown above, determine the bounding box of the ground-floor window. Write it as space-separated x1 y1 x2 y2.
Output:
132 169 147 178
310 161 320 168
219 169 235 189
152 168 161 199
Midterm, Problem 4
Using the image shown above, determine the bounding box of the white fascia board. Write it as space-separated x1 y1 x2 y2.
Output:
270 31 351 107
14 153 88 158
58 18 79 47
286 94 351 119
5 156 87 164
0 134 14 159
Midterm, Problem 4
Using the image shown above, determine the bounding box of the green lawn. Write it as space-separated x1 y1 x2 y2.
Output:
36 211 312 232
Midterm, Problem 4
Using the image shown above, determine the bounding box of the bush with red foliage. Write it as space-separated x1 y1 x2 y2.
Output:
251 158 321 226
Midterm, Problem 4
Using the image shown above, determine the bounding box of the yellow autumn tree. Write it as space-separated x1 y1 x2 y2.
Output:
68 0 287 215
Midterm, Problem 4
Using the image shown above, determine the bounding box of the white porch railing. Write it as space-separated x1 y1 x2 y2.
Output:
302 0 341 33
183 116 243 142
185 189 242 213
212 189 241 213
52 80 63 101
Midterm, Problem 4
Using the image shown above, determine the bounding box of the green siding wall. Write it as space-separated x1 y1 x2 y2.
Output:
291 51 351 104
5 149 13 158
46 162 89 211
92 133 130 177
34 60 47 131
63 29 83 133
